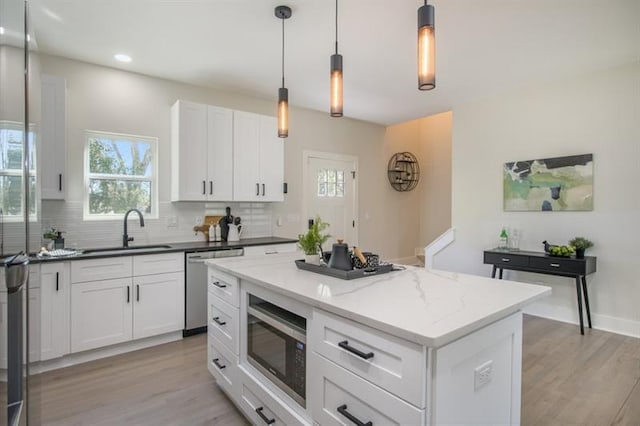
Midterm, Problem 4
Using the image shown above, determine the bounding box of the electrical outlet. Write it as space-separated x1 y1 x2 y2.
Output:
194 216 202 226
166 216 178 228
474 360 493 390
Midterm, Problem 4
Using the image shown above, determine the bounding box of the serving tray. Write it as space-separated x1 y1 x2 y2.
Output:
294 259 394 280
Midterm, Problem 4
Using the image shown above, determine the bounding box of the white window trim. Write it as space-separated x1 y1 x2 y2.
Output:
83 130 159 221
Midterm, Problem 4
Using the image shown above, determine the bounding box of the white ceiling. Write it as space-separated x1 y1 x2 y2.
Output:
28 0 640 126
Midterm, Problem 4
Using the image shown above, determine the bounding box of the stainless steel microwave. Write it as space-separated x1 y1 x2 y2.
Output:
247 295 306 407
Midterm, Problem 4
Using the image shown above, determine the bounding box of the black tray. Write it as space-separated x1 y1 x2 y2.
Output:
294 260 394 280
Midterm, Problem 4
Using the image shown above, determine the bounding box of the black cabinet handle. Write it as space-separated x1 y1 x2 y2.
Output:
126 286 130 303
255 407 275 425
55 272 59 292
338 340 374 360
212 316 226 326
262 183 265 196
212 358 226 370
202 180 206 195
212 281 227 288
337 404 372 426
58 173 62 191
136 284 140 302
256 183 260 196
209 180 213 195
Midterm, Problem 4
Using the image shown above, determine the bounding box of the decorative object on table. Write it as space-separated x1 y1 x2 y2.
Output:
227 221 243 242
387 152 420 192
43 228 65 250
569 237 593 259
217 206 234 241
297 216 330 265
295 259 394 280
327 239 353 271
193 215 223 241
503 153 593 212
543 240 575 257
352 247 380 270
499 227 509 249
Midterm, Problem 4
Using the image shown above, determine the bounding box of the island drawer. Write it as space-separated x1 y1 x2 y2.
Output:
71 257 132 283
309 353 425 425
208 269 239 307
528 257 583 274
208 333 239 400
310 309 427 408
208 292 239 355
133 252 183 276
484 252 528 268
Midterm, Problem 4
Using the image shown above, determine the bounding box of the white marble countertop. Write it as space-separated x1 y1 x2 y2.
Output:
206 254 551 347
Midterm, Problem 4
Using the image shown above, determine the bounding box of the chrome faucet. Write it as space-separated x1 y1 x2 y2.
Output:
123 209 145 248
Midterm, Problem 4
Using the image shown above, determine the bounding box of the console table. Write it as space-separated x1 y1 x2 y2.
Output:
483 249 597 335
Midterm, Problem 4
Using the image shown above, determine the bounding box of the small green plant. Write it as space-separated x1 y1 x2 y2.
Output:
298 216 330 255
43 227 59 240
569 237 593 250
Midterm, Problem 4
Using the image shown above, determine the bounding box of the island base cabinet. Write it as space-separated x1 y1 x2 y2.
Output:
309 353 425 426
133 272 184 340
71 278 133 353
207 333 239 399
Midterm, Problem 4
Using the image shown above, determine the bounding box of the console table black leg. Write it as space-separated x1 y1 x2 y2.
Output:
575 277 584 335
499 268 503 279
491 265 497 279
581 276 592 329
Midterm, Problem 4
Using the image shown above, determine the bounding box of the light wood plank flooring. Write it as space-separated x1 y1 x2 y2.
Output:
18 315 640 425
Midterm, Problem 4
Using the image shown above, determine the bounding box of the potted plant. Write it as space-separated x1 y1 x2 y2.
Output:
569 237 593 259
43 227 59 250
298 216 330 265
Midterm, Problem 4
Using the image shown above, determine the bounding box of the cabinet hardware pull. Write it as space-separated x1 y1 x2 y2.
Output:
212 281 227 288
126 286 130 303
209 181 213 195
202 180 206 195
256 183 260 196
262 183 265 196
337 404 372 426
338 340 374 360
213 316 226 326
58 173 62 191
212 358 226 370
501 258 510 262
255 407 275 425
55 272 59 292
136 284 140 301
550 263 560 267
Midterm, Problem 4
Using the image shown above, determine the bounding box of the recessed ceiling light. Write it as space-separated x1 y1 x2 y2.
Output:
114 54 132 63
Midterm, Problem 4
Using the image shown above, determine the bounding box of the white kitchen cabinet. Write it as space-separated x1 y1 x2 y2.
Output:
40 262 70 360
233 111 284 202
71 277 133 353
133 271 184 339
40 74 67 200
171 100 233 201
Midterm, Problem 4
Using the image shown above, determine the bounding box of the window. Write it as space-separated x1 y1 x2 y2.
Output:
317 168 344 198
0 121 36 220
84 131 158 219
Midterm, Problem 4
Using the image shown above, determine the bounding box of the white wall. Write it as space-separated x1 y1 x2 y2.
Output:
435 62 640 337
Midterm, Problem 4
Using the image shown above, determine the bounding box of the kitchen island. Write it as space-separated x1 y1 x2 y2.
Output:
206 253 550 426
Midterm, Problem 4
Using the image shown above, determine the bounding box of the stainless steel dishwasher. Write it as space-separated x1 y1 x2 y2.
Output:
184 248 244 336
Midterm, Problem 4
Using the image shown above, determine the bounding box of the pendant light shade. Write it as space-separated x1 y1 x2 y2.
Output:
330 0 343 117
275 5 292 138
418 2 435 91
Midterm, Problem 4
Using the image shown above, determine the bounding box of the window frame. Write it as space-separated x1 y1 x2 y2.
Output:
83 130 159 221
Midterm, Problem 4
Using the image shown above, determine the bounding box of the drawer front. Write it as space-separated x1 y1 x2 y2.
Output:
238 368 308 426
484 252 528 268
529 257 583 274
133 252 183 276
208 293 239 354
311 309 426 408
310 353 425 426
243 243 298 257
208 268 239 307
71 257 132 283
208 333 239 398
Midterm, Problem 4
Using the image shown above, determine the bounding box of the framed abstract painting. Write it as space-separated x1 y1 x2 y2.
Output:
503 153 593 211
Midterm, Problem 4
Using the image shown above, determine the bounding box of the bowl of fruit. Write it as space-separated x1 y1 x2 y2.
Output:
543 240 575 257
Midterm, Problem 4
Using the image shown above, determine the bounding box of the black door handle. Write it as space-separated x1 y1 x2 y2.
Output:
202 180 206 195
55 272 59 292
338 340 374 360
210 180 213 195
255 407 275 425
212 316 226 326
126 286 130 303
212 358 226 370
136 284 140 302
212 281 227 288
58 173 62 191
256 183 260 196
337 404 372 426
262 183 265 196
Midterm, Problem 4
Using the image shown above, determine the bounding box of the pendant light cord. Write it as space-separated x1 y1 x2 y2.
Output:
281 15 285 88
335 0 339 54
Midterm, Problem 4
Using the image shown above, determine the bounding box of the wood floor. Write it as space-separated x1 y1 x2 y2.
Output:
19 315 640 425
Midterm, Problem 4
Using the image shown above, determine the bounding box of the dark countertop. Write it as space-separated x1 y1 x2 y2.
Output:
29 236 298 264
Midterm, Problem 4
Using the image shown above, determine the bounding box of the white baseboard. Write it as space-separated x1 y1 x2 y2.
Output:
524 301 640 339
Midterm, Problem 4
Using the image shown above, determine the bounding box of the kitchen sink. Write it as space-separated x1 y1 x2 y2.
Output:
82 244 172 254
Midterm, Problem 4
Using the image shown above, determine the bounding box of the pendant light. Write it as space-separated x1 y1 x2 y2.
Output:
330 0 343 117
275 5 292 138
417 0 436 90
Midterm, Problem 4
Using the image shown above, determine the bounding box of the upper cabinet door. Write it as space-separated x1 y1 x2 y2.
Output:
259 115 284 202
171 100 208 201
232 111 261 202
207 106 234 201
41 74 67 200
